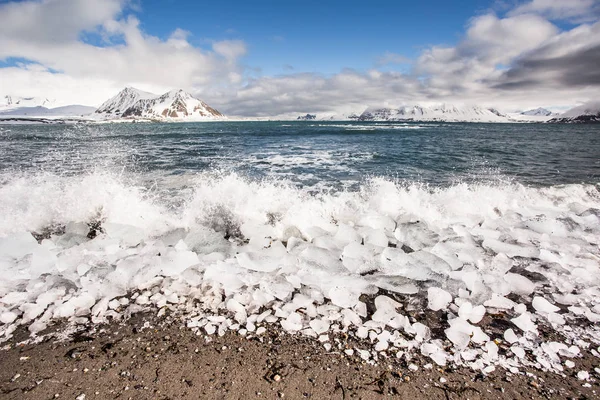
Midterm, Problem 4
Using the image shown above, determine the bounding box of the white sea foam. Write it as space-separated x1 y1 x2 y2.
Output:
1 171 599 372
314 124 428 130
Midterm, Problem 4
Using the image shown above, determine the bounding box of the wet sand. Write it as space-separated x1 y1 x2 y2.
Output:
1 313 598 400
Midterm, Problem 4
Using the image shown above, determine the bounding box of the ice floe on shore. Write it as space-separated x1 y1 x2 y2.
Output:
0 172 599 374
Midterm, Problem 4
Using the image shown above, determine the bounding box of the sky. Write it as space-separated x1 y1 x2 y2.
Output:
0 0 599 116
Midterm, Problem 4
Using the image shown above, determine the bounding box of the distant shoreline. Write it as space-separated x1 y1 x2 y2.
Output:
2 117 595 125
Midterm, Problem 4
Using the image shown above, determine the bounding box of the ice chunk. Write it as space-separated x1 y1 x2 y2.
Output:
445 327 470 350
457 302 485 324
489 253 513 275
421 342 447 366
532 296 560 314
227 299 247 324
372 296 403 327
511 312 538 334
281 312 303 332
328 287 360 309
511 346 525 358
504 329 518 344
482 238 540 259
334 224 362 244
445 318 475 350
504 273 535 296
236 250 281 273
484 294 516 310
577 371 589 381
363 229 389 248
103 223 145 247
161 250 199 276
309 319 330 335
0 311 18 324
427 287 452 311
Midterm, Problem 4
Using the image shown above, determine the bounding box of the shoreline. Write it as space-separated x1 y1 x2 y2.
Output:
1 312 599 399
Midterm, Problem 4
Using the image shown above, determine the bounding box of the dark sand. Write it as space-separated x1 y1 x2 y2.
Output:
1 314 598 400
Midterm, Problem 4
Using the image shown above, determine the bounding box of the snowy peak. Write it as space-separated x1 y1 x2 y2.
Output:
520 107 555 117
95 87 156 116
95 88 223 120
357 104 510 122
548 101 600 123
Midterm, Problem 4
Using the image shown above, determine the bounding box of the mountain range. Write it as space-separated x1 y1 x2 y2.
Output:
93 88 223 120
520 107 557 117
0 88 597 123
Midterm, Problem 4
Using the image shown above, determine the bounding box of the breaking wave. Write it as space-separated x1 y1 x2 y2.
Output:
1 170 600 371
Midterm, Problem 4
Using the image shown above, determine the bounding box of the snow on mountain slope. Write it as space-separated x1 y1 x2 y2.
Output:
0 95 56 110
95 88 224 120
0 105 96 118
357 104 511 122
548 101 600 123
95 87 156 117
520 107 556 116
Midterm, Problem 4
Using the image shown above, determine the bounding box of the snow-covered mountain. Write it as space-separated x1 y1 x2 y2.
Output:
356 104 511 122
548 101 600 123
0 95 56 110
0 105 96 118
94 88 224 120
520 107 556 117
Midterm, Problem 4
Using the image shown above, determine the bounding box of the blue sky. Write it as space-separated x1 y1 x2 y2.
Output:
138 0 495 76
0 0 599 114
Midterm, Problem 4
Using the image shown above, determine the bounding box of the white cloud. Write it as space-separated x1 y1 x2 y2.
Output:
0 0 246 105
509 0 600 22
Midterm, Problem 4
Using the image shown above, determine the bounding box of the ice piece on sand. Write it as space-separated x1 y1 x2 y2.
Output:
445 326 470 350
504 329 518 344
577 371 589 381
504 273 535 296
328 287 360 309
482 238 540 259
420 342 447 366
511 346 525 358
372 295 404 327
227 299 247 324
281 312 303 332
161 250 199 276
511 312 538 334
484 294 516 310
0 311 18 324
235 251 280 272
457 302 486 324
309 319 330 335
428 287 452 311
532 296 560 314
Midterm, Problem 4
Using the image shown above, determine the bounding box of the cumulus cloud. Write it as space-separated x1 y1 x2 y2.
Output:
0 0 246 105
493 21 600 90
509 0 600 22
